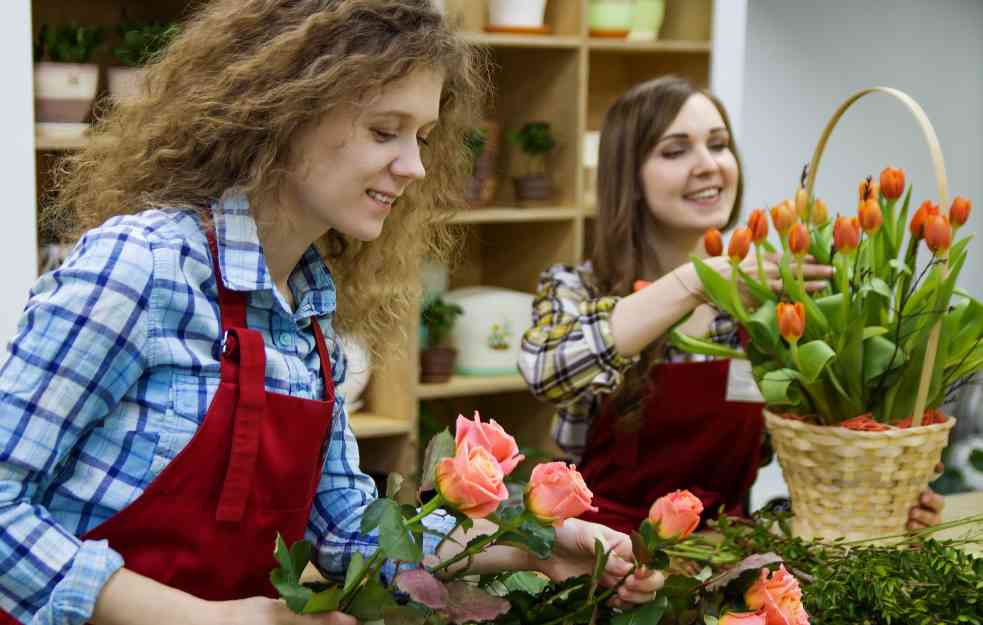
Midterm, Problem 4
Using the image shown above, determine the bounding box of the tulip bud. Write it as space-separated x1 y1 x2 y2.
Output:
924 214 952 255
833 215 860 254
727 227 752 263
879 167 905 200
776 302 806 343
910 201 940 239
788 223 810 257
811 198 829 226
633 280 651 293
770 200 797 235
795 189 809 220
746 209 769 244
704 228 723 257
949 196 971 228
858 198 883 234
858 177 879 202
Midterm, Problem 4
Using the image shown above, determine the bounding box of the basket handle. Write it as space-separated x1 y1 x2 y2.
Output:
803 87 949 428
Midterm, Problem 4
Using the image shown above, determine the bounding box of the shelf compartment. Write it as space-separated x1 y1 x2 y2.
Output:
587 39 711 54
462 33 581 49
348 412 412 438
417 374 527 399
35 123 89 151
452 206 580 224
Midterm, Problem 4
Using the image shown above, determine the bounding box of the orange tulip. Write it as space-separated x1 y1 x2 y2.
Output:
704 228 724 257
776 302 806 343
858 177 879 202
949 196 971 228
727 227 752 263
924 214 952 255
747 209 769 244
910 201 940 239
811 198 829 226
795 189 809 220
788 223 810 257
879 167 905 200
633 280 651 293
833 215 861 254
770 200 797 235
858 198 883 234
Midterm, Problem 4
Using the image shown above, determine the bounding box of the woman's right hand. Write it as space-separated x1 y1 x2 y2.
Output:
209 597 358 625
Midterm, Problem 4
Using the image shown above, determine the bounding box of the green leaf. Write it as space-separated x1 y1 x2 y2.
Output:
347 576 396 621
747 300 782 357
863 326 889 340
889 258 912 277
670 329 747 359
386 472 405 499
419 429 455 492
611 594 669 625
303 586 343 614
497 512 556 560
361 497 394 535
501 571 550 596
589 538 611 600
816 293 846 334
661 575 701 616
381 605 429 625
271 568 314 614
760 368 804 406
691 256 743 322
736 264 776 303
798 340 836 384
343 552 366 595
380 500 423 563
863 335 907 383
971 449 983 472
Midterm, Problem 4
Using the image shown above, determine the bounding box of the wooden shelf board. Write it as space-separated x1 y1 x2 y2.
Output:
588 39 711 54
417 374 528 399
452 206 580 224
348 412 411 438
462 32 581 49
35 131 88 151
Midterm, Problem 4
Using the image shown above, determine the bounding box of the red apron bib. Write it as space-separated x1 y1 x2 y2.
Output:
578 359 763 535
1 231 334 623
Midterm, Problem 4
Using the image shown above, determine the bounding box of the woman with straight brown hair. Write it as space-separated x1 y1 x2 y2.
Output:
0 2 661 624
519 76 943 535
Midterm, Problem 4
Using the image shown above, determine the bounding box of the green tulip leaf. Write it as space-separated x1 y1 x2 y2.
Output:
798 340 836 384
670 329 746 360
691 256 744 322
863 335 906 383
760 369 804 406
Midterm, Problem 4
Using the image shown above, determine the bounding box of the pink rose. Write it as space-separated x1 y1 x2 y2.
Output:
455 411 525 476
525 462 598 527
435 441 508 519
648 490 704 540
720 612 768 625
745 565 810 625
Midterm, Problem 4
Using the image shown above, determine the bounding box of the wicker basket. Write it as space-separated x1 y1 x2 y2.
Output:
767 86 958 541
765 410 954 541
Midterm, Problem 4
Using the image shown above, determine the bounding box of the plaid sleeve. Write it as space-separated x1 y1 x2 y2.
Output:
518 264 638 409
0 224 153 624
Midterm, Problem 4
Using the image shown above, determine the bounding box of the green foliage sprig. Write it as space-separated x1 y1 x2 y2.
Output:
421 296 463 348
37 23 105 64
113 18 179 67
507 122 556 176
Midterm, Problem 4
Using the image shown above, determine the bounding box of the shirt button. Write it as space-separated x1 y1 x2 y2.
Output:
277 332 293 347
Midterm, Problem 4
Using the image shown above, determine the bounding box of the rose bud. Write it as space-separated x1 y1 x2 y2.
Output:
747 209 769 244
776 301 806 343
704 228 724 257
880 166 905 200
788 223 810 257
949 196 971 228
770 200 797 235
924 214 952 255
455 411 524 476
525 462 598 527
648 489 703 540
745 565 810 625
436 441 508 519
833 215 861 253
811 198 829 226
795 188 809 220
858 177 879 202
910 201 940 239
858 198 883 234
727 227 752 263
719 613 767 625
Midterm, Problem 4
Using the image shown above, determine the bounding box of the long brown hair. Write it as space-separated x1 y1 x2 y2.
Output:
591 75 743 297
46 0 490 355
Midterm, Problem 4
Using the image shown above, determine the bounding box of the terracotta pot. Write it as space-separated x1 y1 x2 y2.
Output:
465 120 500 207
420 346 456 384
107 66 147 101
34 62 99 123
513 174 551 203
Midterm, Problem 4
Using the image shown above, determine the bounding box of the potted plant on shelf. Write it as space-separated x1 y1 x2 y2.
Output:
33 23 104 125
419 296 463 384
679 87 980 541
108 17 179 101
485 0 550 34
507 121 556 204
464 121 501 207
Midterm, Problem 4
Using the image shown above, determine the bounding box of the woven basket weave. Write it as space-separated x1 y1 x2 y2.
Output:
765 410 954 541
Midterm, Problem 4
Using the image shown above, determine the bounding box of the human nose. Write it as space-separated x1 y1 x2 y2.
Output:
391 138 426 181
691 144 720 176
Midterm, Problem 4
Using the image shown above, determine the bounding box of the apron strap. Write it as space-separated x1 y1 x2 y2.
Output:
205 228 248 330
215 327 268 523
310 319 335 403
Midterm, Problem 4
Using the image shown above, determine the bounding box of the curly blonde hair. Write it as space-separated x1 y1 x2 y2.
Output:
47 0 490 355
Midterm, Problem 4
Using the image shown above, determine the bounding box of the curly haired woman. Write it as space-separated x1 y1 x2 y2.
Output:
0 2 659 624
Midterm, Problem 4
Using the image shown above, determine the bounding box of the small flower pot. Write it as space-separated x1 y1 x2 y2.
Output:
107 66 147 101
513 174 552 204
486 0 549 32
628 0 666 41
464 120 501 207
420 346 457 384
33 62 99 123
588 0 634 38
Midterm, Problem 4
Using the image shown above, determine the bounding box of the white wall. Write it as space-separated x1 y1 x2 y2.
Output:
0 3 37 348
742 0 983 300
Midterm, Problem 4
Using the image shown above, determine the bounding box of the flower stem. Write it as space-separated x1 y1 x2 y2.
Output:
403 493 444 527
429 513 523 576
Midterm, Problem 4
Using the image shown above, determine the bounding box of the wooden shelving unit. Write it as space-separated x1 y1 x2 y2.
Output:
32 0 719 479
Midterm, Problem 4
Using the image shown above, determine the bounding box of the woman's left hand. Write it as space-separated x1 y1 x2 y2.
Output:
536 518 664 608
907 463 945 530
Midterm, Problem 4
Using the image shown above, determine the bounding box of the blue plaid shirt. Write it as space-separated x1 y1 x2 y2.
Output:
0 194 452 625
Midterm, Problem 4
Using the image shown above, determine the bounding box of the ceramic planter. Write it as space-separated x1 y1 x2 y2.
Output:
487 0 548 30
420 346 457 384
34 62 99 123
589 0 634 38
513 174 551 203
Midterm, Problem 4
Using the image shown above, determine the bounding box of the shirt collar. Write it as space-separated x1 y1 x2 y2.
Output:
210 192 336 319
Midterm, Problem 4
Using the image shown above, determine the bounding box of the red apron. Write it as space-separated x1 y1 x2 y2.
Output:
1 230 334 623
578 359 763 535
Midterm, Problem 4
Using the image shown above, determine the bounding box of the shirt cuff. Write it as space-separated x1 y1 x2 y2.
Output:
40 539 124 625
582 296 639 372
